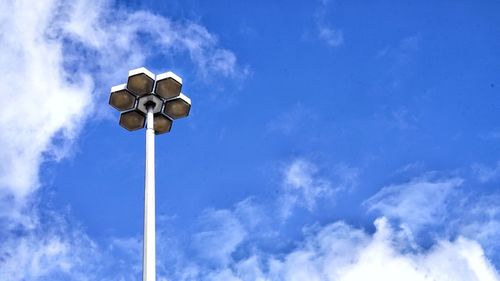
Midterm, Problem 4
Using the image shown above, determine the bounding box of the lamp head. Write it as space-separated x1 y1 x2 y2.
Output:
111 67 191 133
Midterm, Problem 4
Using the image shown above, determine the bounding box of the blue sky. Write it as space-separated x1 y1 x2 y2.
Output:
1 0 500 280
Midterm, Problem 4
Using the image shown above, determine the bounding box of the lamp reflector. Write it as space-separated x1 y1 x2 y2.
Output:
127 67 155 96
155 72 182 100
119 110 146 131
153 114 173 135
109 84 136 111
163 93 191 119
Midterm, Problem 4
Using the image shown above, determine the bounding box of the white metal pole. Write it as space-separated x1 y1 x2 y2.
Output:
143 106 156 281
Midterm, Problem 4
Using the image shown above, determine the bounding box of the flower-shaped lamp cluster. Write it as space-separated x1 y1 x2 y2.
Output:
109 67 191 134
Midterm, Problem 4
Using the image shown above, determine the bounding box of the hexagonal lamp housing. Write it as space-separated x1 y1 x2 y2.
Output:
119 109 146 131
127 67 155 97
153 113 173 135
109 84 136 111
163 93 191 120
137 94 163 115
154 71 182 100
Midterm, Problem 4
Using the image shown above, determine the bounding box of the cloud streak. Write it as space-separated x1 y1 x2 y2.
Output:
314 0 343 47
364 175 463 231
279 159 359 220
365 173 500 262
280 159 333 217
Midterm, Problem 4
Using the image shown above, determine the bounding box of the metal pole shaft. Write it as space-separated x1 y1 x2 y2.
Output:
143 106 156 281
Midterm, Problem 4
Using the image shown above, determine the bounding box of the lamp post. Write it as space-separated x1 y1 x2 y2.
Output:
109 67 191 281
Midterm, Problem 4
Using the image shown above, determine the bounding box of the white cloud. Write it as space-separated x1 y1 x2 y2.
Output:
0 208 100 281
364 175 463 231
333 163 359 191
0 208 150 281
0 0 92 199
279 159 358 220
163 215 500 281
193 208 247 267
318 26 344 47
364 173 500 261
189 198 271 268
265 218 499 281
479 128 500 141
266 104 319 135
314 0 344 47
472 162 500 183
453 194 500 261
375 34 421 89
377 35 421 63
280 159 334 219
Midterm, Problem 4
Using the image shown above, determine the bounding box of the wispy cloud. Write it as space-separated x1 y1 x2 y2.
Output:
479 128 500 141
279 159 332 219
193 208 248 267
364 171 500 261
278 159 359 220
376 35 421 63
375 34 421 89
0 208 100 280
318 26 344 48
364 175 463 232
314 0 344 47
266 104 319 136
452 193 500 261
472 162 500 183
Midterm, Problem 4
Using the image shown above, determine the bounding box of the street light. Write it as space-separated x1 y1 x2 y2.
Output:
109 67 191 281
